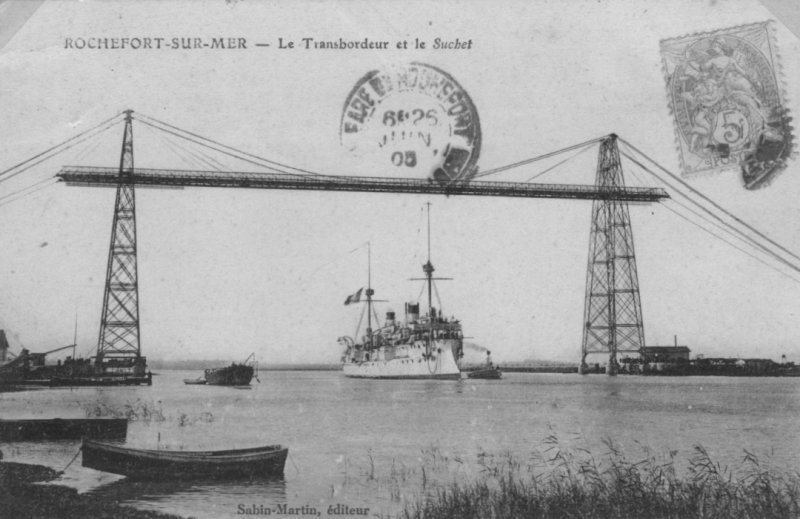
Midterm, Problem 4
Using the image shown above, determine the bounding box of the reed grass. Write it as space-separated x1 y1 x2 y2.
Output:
401 440 800 519
82 398 166 422
82 399 215 426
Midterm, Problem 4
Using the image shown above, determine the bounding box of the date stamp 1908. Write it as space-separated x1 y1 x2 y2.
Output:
660 22 793 189
340 62 481 182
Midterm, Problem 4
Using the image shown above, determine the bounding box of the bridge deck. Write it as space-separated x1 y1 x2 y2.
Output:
57 166 669 202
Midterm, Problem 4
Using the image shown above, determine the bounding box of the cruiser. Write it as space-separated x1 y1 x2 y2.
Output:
339 205 463 379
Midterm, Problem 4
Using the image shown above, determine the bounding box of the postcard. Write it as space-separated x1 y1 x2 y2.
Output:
1 1 798 518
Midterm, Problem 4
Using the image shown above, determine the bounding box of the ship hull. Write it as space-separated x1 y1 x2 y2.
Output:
344 369 461 380
343 339 461 380
0 353 152 387
204 364 254 386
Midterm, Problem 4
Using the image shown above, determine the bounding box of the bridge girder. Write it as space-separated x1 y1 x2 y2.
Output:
57 166 669 203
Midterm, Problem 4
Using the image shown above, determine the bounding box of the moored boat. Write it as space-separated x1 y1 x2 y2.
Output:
81 439 288 480
0 418 127 441
205 363 254 385
0 329 151 388
201 353 258 386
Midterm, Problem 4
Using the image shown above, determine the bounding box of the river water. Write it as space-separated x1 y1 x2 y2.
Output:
1 370 799 518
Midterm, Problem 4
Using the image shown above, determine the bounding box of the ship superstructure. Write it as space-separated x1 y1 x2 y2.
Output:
339 206 463 379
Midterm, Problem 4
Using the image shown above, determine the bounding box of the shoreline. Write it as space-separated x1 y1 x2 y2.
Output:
0 461 182 519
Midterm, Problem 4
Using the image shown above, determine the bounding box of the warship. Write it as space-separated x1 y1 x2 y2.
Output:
338 207 463 379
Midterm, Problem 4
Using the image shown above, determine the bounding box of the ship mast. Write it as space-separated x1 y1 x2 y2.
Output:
423 203 434 354
366 241 374 348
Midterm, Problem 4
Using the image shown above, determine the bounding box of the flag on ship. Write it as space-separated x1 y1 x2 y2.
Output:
344 288 363 305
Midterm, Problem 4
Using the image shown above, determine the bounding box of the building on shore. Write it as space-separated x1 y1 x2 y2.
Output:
640 345 691 363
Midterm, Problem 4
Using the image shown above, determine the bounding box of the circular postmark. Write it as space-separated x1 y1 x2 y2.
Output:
340 63 481 182
670 35 784 169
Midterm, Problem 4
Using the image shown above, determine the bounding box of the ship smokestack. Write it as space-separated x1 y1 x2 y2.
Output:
406 303 420 323
385 311 396 326
0 330 8 363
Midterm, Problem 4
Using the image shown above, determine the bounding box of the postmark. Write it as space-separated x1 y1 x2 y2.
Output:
340 62 481 182
660 22 793 189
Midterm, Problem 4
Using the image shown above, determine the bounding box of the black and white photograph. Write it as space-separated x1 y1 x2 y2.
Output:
0 1 799 517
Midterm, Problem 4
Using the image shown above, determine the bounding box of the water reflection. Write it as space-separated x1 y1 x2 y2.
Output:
88 475 287 516
2 371 798 518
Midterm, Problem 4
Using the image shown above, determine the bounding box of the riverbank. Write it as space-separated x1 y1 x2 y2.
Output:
0 461 182 519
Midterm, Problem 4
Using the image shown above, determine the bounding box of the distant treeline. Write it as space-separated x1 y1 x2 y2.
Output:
147 359 341 371
464 360 580 373
150 359 578 372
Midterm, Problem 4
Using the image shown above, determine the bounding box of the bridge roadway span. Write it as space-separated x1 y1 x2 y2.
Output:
57 166 669 202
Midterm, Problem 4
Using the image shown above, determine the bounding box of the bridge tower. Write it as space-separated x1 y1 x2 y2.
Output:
580 135 645 375
96 110 142 363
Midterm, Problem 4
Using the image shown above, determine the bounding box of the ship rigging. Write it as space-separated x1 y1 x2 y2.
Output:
339 204 463 379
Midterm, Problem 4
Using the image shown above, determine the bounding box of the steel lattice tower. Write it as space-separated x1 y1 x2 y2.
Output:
580 135 645 375
96 110 141 360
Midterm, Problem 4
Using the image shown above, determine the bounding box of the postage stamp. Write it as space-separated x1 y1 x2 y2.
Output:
660 22 793 189
340 62 481 182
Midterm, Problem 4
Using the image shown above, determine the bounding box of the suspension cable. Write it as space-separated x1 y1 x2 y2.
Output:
523 141 597 183
660 199 800 284
156 127 226 172
136 119 289 175
136 113 323 176
161 129 232 172
471 136 605 179
620 138 800 266
624 156 782 260
619 147 800 274
0 112 124 180
139 124 207 171
0 177 59 209
0 117 123 186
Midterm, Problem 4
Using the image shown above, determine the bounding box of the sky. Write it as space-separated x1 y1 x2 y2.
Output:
0 0 799 365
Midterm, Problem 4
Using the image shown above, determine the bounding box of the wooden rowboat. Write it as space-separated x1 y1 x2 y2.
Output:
81 439 288 480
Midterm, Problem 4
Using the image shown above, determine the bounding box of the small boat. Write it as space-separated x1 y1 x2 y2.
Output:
183 378 207 385
0 418 127 441
200 353 258 386
81 439 288 480
205 363 254 385
466 351 502 379
466 367 502 379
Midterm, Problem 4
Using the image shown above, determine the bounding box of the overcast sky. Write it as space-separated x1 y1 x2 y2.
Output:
1 0 799 365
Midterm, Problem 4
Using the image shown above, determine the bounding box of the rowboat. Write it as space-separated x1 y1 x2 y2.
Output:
81 439 288 480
